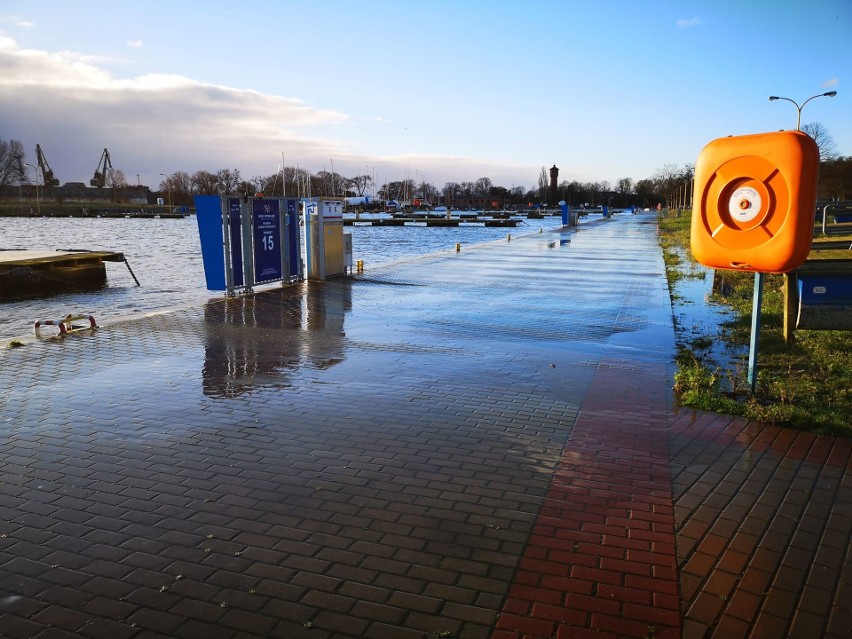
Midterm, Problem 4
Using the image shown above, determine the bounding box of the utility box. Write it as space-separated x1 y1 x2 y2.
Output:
305 198 347 280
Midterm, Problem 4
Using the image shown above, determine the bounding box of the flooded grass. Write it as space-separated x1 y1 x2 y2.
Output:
659 210 852 437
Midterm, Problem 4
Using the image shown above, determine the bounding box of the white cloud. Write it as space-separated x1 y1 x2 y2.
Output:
0 15 35 28
0 37 353 185
126 40 144 48
0 35 547 187
676 17 701 28
823 77 839 87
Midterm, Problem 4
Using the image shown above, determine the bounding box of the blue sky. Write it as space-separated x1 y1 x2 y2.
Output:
0 0 848 192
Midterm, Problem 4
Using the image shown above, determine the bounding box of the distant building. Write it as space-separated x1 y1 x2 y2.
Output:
548 165 559 207
441 194 507 210
1 182 154 204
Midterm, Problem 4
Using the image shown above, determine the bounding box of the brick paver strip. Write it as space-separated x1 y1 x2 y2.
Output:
492 359 681 639
0 212 849 639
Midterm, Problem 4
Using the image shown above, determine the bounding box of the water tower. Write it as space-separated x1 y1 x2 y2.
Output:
548 165 559 207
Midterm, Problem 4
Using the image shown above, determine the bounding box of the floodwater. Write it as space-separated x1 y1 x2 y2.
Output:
667 245 748 382
1 213 572 341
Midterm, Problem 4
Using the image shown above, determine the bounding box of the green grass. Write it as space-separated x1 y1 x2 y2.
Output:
660 210 852 436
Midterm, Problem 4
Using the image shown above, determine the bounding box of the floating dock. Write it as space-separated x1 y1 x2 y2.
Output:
0 249 126 297
344 217 521 227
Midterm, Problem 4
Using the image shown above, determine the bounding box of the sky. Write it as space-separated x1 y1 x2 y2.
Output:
0 0 849 193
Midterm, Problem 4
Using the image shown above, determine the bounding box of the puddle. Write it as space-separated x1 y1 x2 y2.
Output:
667 246 749 388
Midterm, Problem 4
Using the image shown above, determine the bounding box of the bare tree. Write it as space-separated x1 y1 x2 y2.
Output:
164 171 193 205
215 168 241 195
475 177 493 194
652 164 693 206
802 122 838 160
192 170 219 195
419 182 438 203
0 138 26 187
259 173 283 196
101 168 127 202
537 166 549 201
105 168 126 188
616 177 634 197
347 174 373 197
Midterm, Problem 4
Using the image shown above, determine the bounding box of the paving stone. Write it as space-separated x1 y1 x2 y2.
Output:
0 213 847 638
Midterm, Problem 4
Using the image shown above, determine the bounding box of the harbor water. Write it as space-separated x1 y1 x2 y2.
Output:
1 213 577 341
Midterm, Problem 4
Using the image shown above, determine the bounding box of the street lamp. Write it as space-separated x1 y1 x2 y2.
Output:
25 162 41 216
768 90 837 131
747 90 838 393
159 172 173 210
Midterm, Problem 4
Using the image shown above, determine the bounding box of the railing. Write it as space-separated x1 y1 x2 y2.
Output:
821 201 852 235
34 314 97 338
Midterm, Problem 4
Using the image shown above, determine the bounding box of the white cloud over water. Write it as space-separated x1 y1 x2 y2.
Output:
0 36 354 185
0 35 533 188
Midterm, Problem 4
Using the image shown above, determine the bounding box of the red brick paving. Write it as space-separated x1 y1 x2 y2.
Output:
493 357 850 639
493 360 681 639
670 409 851 639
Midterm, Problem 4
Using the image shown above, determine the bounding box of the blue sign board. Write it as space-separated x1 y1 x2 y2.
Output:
252 199 283 283
285 198 299 277
194 195 227 291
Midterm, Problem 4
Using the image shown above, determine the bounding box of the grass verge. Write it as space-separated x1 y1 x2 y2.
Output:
659 210 851 437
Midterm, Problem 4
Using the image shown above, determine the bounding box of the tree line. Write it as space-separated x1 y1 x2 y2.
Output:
153 166 691 209
2 125 850 209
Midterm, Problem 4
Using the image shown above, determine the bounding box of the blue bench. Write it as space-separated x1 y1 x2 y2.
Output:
797 271 852 330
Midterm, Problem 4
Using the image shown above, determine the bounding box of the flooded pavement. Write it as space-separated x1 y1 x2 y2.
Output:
0 212 848 639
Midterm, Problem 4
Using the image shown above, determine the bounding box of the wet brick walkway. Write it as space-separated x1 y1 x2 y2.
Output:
0 212 849 639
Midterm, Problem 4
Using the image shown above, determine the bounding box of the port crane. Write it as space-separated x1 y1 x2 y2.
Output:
90 148 113 188
35 144 60 187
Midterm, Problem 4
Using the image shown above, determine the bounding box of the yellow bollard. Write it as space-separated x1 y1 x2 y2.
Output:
507 233 511 242
456 243 461 252
356 260 364 273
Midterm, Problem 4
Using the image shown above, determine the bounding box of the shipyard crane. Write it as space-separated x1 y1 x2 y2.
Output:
90 148 113 188
35 144 60 187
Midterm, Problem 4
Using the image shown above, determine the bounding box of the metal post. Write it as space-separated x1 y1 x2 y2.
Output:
747 272 765 393
240 200 255 291
782 273 797 343
222 197 234 295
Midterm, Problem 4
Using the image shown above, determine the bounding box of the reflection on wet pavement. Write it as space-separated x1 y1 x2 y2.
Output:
203 282 352 398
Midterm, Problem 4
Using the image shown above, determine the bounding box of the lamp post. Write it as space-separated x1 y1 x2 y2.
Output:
746 90 838 392
159 172 173 210
768 90 837 131
25 162 41 216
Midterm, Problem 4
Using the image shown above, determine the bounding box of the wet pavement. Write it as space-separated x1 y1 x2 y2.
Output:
0 212 849 639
